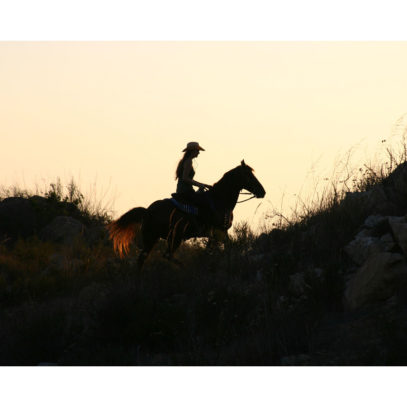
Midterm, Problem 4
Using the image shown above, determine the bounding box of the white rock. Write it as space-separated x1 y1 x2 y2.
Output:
364 215 386 229
344 232 384 266
344 252 407 311
388 216 407 255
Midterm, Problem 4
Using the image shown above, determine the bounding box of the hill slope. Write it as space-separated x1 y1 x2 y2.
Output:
1 162 407 365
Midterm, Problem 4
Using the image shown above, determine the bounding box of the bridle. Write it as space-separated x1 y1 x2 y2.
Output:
236 191 256 204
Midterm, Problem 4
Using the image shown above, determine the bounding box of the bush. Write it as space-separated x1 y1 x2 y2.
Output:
2 127 407 365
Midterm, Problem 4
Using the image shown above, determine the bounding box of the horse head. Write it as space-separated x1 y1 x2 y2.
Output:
239 160 266 198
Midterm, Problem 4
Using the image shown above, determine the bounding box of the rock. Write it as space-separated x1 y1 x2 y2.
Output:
344 252 407 311
344 186 390 213
289 272 310 296
0 195 87 243
40 216 86 244
365 185 392 213
344 230 385 266
0 197 37 240
363 215 386 229
388 216 407 255
380 233 397 252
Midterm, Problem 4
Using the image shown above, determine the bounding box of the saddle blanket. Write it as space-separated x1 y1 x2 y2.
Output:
170 198 198 215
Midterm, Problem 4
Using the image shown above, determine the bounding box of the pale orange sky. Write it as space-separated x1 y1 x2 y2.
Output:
1 42 407 230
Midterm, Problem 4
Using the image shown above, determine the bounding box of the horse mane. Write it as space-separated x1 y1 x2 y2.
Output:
212 163 254 189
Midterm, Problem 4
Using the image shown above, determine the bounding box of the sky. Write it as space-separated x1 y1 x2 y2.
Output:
1 41 407 231
2 0 407 404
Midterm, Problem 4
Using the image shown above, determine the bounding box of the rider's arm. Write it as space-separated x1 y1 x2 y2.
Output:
182 159 211 189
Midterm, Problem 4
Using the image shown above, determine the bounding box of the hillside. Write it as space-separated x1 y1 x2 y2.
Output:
1 161 407 365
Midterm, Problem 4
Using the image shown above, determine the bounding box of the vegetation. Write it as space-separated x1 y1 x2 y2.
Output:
1 131 407 365
0 177 113 224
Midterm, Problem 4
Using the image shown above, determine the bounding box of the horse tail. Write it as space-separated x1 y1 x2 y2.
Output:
107 207 148 258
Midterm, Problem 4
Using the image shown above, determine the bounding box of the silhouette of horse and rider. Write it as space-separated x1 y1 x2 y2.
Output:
107 142 266 268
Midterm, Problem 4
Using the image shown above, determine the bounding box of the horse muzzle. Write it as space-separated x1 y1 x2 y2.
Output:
255 187 266 198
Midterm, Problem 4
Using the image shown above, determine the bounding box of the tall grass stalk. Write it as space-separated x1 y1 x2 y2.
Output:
0 177 114 223
263 119 407 232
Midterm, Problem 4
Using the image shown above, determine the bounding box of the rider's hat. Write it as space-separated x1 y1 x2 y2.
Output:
182 142 205 152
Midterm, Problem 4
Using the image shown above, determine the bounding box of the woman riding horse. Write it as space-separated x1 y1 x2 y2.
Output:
175 141 211 195
173 141 215 227
107 160 265 269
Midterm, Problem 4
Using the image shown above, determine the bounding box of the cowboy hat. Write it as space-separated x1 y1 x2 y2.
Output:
182 142 205 152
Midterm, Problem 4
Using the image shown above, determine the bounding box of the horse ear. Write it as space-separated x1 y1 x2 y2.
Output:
241 160 246 166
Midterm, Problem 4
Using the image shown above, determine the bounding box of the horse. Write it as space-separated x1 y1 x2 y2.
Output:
107 160 266 268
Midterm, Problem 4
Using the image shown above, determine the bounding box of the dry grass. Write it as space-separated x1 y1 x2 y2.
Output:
2 127 407 365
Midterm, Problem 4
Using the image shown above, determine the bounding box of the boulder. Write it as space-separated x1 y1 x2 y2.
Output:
344 186 390 214
344 252 407 311
289 272 310 296
0 197 37 240
365 185 392 213
39 216 86 244
388 216 407 255
0 195 86 243
363 215 386 229
344 229 385 266
380 233 397 252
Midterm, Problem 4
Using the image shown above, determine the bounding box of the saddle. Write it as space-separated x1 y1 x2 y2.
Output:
170 192 231 230
170 195 199 216
171 192 194 204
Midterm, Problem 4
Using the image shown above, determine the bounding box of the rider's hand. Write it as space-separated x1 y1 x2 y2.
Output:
198 184 211 193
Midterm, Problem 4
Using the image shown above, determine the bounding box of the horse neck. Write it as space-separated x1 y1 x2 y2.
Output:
212 173 241 211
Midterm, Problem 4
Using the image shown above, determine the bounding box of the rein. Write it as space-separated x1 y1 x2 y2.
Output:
236 191 256 204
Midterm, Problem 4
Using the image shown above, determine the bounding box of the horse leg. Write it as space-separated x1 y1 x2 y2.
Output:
206 228 228 252
164 217 190 266
137 228 158 270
